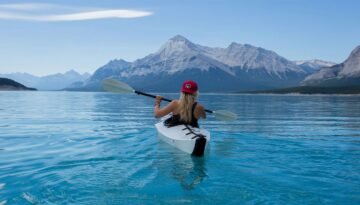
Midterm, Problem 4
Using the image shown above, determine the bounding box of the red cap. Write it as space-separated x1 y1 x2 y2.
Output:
181 80 198 94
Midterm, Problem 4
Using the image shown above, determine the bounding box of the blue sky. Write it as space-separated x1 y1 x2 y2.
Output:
0 0 359 76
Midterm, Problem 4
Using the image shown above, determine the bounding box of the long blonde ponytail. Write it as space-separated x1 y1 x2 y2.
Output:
179 92 198 123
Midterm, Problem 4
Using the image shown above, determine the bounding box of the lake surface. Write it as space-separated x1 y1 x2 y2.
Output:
0 91 359 204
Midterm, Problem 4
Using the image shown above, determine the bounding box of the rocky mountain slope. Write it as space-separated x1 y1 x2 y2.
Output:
302 46 360 86
80 35 309 92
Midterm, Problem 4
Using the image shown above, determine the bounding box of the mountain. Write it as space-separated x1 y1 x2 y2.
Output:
294 59 336 73
81 59 131 90
0 72 39 89
35 70 91 90
302 46 360 86
0 70 90 90
0 77 36 91
79 35 308 92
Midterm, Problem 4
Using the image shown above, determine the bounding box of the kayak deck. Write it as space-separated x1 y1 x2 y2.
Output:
155 116 210 156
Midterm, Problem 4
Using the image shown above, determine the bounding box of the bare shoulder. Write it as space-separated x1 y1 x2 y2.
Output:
166 100 180 112
195 103 206 119
170 100 179 107
154 99 179 118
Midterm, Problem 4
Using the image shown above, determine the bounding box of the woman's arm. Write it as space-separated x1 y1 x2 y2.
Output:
195 104 206 119
154 96 177 118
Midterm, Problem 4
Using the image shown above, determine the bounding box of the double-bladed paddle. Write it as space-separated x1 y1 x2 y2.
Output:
102 79 237 121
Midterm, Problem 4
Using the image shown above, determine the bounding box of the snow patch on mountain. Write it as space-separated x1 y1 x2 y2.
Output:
295 59 336 67
202 43 302 76
295 59 336 72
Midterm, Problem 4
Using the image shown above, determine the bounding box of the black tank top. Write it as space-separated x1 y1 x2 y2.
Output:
164 102 199 128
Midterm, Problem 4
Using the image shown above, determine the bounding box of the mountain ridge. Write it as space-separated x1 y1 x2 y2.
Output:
80 35 310 92
294 59 337 73
0 70 90 90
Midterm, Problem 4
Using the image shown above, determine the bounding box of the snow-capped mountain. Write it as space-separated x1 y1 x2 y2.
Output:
82 59 131 90
81 35 310 92
120 35 234 77
116 35 304 78
203 43 303 77
302 46 360 86
294 59 336 73
0 70 90 90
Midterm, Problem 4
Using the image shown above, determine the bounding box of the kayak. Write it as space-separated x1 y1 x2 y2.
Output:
155 115 211 156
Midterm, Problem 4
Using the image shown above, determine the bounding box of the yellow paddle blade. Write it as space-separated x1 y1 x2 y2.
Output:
212 110 238 121
102 79 134 93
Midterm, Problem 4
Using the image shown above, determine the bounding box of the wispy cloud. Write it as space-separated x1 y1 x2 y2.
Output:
0 3 153 21
0 3 56 10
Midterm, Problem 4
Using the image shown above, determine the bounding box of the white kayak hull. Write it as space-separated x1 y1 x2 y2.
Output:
155 116 210 156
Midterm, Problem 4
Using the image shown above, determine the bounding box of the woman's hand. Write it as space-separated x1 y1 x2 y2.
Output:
155 95 163 107
154 98 177 118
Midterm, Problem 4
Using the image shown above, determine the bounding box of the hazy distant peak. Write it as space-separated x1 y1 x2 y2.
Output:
64 69 79 75
0 69 90 90
107 59 131 67
295 59 336 67
83 72 91 77
110 58 130 63
294 59 337 74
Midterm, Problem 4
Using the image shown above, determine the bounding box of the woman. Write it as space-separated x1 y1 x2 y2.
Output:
154 80 206 128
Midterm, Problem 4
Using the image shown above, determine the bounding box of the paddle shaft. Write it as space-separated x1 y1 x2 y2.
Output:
134 90 213 114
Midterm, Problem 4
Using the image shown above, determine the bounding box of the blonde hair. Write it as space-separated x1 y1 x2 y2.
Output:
179 92 198 123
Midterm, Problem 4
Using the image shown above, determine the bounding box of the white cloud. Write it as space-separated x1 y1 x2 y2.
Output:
0 3 153 21
50 10 153 21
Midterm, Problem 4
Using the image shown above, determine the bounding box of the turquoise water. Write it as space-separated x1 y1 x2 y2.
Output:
0 92 359 204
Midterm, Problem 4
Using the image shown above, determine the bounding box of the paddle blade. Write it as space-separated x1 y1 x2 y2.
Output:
212 110 238 121
102 79 134 94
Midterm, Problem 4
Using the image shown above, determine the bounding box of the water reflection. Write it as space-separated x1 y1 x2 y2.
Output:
155 141 208 190
170 155 208 190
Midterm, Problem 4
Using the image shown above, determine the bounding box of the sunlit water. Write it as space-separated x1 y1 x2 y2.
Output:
0 91 359 204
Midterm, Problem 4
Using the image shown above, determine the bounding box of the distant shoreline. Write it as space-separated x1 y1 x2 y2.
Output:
0 87 37 91
237 86 360 95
